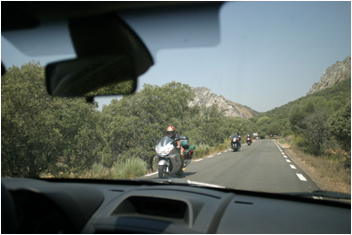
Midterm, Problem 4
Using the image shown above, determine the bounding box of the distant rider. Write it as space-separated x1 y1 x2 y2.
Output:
234 132 241 147
247 133 252 144
166 126 185 172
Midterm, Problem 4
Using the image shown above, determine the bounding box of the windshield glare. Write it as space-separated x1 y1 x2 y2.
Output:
1 2 351 196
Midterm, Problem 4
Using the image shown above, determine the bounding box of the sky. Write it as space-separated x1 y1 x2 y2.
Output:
2 1 351 113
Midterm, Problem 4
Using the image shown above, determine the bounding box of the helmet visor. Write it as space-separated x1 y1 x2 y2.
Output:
167 131 175 136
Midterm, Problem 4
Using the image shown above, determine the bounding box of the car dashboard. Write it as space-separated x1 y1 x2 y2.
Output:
2 178 350 234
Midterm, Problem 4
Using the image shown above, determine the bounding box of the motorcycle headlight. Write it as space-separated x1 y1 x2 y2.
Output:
156 144 174 157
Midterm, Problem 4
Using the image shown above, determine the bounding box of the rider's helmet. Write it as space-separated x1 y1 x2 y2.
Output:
234 132 238 136
167 126 176 137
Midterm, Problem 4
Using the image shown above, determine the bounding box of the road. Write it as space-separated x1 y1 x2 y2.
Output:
140 139 320 193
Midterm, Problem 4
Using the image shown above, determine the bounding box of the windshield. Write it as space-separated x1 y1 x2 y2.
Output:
158 136 174 148
1 2 350 196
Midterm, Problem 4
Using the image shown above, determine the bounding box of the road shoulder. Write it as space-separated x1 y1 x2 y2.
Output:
275 141 330 192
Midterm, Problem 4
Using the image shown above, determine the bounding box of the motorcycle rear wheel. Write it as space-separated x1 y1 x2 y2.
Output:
158 165 167 178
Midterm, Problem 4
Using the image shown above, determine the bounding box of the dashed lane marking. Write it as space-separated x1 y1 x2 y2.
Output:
290 165 296 169
283 155 287 158
296 173 307 181
145 172 158 176
207 155 214 158
286 159 291 163
195 159 203 162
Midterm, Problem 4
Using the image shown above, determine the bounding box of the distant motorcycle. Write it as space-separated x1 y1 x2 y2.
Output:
230 135 241 151
247 137 252 145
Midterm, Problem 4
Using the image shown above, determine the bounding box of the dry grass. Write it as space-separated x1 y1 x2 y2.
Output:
280 141 351 194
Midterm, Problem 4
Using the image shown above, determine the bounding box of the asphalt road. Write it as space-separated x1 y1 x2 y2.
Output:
140 139 320 193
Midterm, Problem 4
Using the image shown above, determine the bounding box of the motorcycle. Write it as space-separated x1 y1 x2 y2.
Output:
247 137 252 145
230 135 241 151
153 136 188 178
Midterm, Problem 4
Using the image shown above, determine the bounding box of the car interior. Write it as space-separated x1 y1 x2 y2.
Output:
1 2 351 234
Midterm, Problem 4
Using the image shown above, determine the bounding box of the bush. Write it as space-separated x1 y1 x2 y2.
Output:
110 158 147 179
91 163 106 179
193 143 212 159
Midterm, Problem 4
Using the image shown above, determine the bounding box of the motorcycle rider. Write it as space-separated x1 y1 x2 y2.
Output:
247 133 252 144
234 132 241 148
166 126 185 172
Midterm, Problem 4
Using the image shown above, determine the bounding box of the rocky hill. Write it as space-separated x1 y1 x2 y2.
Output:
307 55 351 95
188 87 260 118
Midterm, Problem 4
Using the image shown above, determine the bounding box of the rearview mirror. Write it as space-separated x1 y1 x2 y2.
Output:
46 55 137 96
46 13 153 97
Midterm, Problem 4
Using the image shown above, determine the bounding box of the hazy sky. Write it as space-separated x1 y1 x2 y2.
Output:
2 1 351 112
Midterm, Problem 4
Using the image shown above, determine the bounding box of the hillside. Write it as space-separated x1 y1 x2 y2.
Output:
189 87 260 119
307 55 351 95
251 78 351 130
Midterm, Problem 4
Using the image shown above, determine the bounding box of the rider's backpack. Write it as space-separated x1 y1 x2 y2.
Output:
179 135 190 149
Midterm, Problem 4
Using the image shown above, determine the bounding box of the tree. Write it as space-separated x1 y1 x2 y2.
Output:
298 108 330 156
267 122 282 136
289 104 305 132
2 61 104 177
328 100 351 152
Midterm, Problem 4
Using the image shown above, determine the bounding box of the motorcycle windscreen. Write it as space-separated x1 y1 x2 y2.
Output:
158 136 174 147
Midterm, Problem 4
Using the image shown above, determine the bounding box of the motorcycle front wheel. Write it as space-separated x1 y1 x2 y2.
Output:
158 165 167 178
233 143 237 151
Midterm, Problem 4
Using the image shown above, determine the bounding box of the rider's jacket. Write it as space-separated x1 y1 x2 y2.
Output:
169 133 180 141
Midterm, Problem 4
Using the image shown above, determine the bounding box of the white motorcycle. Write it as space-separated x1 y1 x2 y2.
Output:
153 136 184 178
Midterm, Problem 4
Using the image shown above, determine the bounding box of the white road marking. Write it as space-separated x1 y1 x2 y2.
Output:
195 159 203 162
313 196 323 200
217 153 221 155
145 172 158 176
187 180 225 188
282 152 285 155
290 165 296 169
283 155 287 158
286 159 291 163
296 173 307 181
207 155 214 158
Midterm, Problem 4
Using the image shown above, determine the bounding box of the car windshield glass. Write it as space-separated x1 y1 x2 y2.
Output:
1 1 351 196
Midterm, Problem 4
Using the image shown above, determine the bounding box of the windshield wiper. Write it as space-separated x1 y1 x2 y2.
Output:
281 190 351 200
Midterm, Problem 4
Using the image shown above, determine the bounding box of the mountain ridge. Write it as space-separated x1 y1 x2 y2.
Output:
307 55 351 95
188 87 260 119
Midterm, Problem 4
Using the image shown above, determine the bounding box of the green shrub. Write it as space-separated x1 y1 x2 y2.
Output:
110 158 147 179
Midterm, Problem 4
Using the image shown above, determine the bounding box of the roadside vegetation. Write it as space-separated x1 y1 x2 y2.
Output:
277 136 350 194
